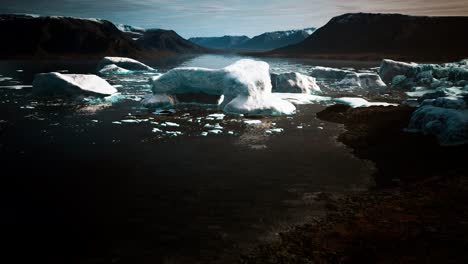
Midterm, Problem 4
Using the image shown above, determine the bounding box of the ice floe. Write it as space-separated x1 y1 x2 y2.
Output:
97 57 155 72
333 97 397 108
270 72 321 93
33 72 117 96
148 59 296 115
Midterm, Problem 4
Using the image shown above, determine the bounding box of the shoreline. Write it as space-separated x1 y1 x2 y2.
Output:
241 105 468 263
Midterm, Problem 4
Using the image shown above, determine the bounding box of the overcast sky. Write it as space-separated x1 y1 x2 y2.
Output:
1 0 468 38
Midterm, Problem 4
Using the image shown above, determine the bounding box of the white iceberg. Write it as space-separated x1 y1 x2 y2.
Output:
270 72 321 93
408 105 468 145
140 94 177 108
337 73 386 89
309 66 354 80
97 57 154 72
148 59 296 115
333 97 397 108
98 64 134 75
379 59 418 83
32 72 117 96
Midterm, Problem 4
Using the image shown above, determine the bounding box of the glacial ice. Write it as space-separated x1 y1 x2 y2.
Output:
408 105 468 145
148 59 297 115
32 72 118 96
337 73 386 89
98 64 134 75
333 97 397 108
309 66 354 80
379 59 418 83
97 57 155 72
270 72 321 93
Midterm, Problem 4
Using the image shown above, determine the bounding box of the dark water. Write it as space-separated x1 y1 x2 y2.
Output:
0 55 377 264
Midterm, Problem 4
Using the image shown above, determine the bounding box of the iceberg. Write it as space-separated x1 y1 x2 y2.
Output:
270 72 321 93
32 72 117 96
98 64 134 75
309 66 354 80
379 59 418 83
97 57 154 72
333 97 397 108
148 59 296 115
408 105 468 145
337 73 386 89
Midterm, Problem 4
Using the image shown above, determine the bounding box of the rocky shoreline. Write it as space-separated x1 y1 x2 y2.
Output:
240 105 468 263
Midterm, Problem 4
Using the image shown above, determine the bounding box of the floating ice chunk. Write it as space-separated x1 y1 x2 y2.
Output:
204 123 223 129
152 128 162 133
333 97 397 108
98 64 134 75
208 129 222 134
165 131 183 136
0 77 13 82
16 70 24 72
207 113 225 120
162 122 180 127
309 66 354 80
201 132 208 136
112 121 122 124
297 126 303 129
243 120 262 125
91 120 98 123
120 119 139 123
265 128 284 134
270 72 321 93
317 126 324 130
0 85 32 90
141 94 177 108
33 72 117 96
97 57 154 71
273 93 332 105
379 59 418 83
228 131 234 135
408 105 468 145
148 59 296 115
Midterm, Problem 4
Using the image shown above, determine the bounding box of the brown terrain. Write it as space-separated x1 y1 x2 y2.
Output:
241 105 468 263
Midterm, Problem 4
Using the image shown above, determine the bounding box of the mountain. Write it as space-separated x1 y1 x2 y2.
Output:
268 13 468 61
189 35 250 49
0 14 208 59
136 29 208 54
235 28 315 51
189 28 315 51
116 24 146 40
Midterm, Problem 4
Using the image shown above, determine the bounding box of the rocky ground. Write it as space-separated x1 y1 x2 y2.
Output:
240 105 468 263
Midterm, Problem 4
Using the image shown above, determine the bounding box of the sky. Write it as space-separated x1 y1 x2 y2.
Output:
1 0 468 38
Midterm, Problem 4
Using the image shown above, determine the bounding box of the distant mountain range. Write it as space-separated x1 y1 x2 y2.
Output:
189 28 316 51
0 15 208 59
268 13 468 61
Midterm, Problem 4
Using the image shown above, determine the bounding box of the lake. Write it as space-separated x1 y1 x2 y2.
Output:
1 54 379 264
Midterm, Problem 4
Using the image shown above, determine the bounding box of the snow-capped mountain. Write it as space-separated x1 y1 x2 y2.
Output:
189 28 316 51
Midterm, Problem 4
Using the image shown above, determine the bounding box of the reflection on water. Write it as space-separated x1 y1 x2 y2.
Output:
0 54 378 264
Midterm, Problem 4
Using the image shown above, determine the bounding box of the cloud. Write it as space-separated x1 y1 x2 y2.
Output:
0 0 467 37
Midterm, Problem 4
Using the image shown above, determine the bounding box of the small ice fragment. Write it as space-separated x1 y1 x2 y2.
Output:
16 70 24 72
165 131 183 136
243 120 262 125
208 129 223 134
150 121 159 125
204 123 223 129
201 132 208 136
112 121 122 124
266 128 284 134
208 113 225 120
163 122 180 127
152 128 162 133
317 126 324 130
297 126 303 129
121 119 139 123
228 131 234 135
91 120 99 123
